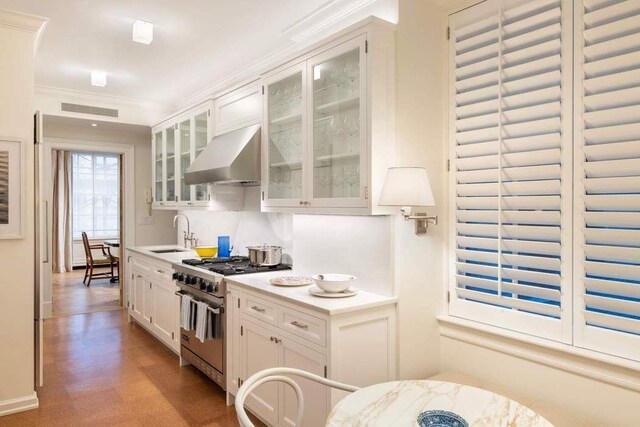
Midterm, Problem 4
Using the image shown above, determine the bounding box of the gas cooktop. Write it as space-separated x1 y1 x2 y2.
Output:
181 256 291 276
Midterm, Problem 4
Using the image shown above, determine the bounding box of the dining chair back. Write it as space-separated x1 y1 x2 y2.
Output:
81 232 119 286
235 367 360 427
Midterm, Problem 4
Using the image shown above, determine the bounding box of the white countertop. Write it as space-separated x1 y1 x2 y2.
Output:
126 245 197 264
225 270 397 316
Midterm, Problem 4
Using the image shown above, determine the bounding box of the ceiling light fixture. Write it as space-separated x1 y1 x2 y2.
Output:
91 70 107 87
133 19 153 44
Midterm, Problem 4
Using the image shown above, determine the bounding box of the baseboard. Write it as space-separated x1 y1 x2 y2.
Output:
42 301 52 319
0 392 39 417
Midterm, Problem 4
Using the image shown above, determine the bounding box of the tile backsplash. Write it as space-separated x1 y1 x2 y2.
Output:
178 198 393 296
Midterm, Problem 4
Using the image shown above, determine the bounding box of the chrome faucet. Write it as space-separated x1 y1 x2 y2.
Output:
173 214 198 249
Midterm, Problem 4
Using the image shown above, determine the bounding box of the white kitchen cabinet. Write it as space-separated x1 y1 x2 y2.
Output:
241 320 280 426
261 19 395 215
152 279 178 344
214 82 262 136
279 338 327 427
152 100 213 209
127 252 180 353
228 283 396 427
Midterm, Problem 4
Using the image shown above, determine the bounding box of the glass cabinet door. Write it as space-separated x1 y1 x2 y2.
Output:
153 130 164 204
309 39 366 207
179 118 192 203
165 125 177 204
264 65 305 206
193 110 209 203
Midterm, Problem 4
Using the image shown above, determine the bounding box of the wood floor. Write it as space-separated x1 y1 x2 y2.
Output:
1 309 262 426
52 270 120 317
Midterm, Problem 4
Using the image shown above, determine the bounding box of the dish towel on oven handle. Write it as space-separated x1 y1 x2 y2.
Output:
180 294 193 330
206 305 223 340
195 300 209 343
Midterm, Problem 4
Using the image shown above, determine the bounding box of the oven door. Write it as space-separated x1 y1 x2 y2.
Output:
179 293 225 387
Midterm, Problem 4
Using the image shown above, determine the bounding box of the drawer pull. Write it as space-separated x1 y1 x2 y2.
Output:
157 269 165 274
291 321 309 330
251 305 266 313
136 274 143 278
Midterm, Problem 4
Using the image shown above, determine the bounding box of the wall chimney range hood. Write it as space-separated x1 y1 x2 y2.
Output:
184 124 261 186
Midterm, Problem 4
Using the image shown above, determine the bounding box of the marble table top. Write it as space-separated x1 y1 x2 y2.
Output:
326 380 553 427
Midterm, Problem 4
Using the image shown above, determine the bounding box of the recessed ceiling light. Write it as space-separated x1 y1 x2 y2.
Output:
91 123 98 127
133 20 153 44
91 70 107 87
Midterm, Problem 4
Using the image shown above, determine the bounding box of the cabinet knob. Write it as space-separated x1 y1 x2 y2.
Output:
299 201 304 206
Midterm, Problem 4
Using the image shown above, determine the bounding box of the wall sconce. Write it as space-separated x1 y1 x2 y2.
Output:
146 187 153 216
379 167 437 234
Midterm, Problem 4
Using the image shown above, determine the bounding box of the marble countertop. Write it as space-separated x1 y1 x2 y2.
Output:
326 380 553 427
126 245 197 264
225 270 397 316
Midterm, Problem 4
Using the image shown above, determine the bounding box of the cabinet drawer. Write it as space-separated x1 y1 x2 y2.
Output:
279 306 326 347
150 261 173 283
243 294 277 326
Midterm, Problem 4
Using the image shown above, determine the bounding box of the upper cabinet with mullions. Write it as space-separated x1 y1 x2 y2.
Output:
261 19 396 215
152 101 213 208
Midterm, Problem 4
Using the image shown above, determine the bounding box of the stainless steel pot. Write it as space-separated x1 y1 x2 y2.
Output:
247 244 283 266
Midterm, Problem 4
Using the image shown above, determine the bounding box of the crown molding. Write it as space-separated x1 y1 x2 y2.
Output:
283 0 378 43
177 1 397 110
35 85 165 108
0 8 47 33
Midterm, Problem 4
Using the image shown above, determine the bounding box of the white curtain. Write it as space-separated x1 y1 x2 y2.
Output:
52 150 73 273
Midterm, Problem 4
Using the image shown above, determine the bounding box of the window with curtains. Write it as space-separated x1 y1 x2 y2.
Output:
71 152 120 240
448 0 639 362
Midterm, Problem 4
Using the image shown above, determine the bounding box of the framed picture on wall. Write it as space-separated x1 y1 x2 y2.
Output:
0 138 25 239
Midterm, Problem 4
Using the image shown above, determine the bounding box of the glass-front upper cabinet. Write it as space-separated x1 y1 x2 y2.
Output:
309 37 366 208
193 110 210 204
153 130 164 205
165 125 177 205
178 117 192 203
262 63 306 207
152 101 212 209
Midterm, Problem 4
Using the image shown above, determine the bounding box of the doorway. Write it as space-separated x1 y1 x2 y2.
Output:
50 151 123 317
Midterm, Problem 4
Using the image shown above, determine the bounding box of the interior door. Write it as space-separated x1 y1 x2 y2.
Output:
307 35 368 208
241 320 279 425
279 339 327 427
34 111 45 387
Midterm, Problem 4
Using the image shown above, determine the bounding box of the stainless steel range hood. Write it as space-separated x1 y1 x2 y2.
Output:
184 124 261 185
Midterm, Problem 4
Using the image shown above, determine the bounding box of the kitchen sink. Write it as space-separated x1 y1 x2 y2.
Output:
150 249 187 254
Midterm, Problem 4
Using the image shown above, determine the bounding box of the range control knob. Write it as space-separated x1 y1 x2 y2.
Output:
172 272 179 281
206 284 214 293
187 275 197 285
199 280 207 290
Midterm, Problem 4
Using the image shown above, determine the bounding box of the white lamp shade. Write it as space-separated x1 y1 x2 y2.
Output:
378 167 435 207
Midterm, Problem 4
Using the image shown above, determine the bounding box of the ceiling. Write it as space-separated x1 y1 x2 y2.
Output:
0 0 328 106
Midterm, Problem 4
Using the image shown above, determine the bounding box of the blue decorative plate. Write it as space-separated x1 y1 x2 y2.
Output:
417 410 469 427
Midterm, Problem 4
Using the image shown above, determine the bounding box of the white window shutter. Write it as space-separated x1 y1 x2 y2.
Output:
574 0 640 361
448 0 573 341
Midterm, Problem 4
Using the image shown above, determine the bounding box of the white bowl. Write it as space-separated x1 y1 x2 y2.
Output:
311 274 356 293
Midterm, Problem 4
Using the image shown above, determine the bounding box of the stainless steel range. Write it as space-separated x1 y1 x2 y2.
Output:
172 256 291 390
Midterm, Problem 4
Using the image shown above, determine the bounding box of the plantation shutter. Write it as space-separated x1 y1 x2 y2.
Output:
448 0 572 341
574 0 640 361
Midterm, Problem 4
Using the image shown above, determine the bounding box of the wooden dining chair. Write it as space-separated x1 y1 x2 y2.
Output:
81 232 119 286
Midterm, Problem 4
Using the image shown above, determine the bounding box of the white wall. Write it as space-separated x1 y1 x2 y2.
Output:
0 9 44 414
42 116 177 247
178 189 394 296
393 0 445 379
